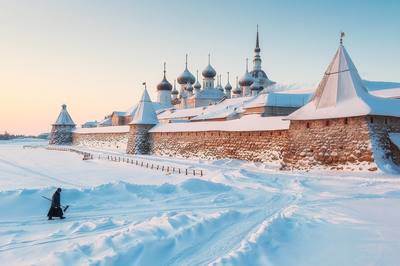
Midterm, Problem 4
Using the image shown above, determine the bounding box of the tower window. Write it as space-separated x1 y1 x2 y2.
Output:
306 122 310 129
344 118 348 125
325 120 330 127
370 117 374 123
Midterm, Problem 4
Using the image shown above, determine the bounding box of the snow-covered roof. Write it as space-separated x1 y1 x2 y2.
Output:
130 88 159 125
158 106 206 120
288 44 400 120
74 125 130 134
191 96 254 121
119 102 164 117
389 133 400 149
193 88 225 100
370 88 400 99
150 115 289 132
243 92 311 109
53 104 75 126
98 117 112 126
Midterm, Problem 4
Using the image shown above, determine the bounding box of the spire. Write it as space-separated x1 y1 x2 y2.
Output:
185 53 188 68
227 72 230 83
246 58 249 72
340 31 345 46
256 25 259 49
163 62 166 79
208 53 211 65
255 24 260 53
196 70 199 81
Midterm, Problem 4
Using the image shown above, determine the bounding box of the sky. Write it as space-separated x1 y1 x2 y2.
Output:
0 0 399 135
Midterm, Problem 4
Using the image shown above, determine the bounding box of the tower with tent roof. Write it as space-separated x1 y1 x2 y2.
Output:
283 33 400 170
49 104 76 145
126 85 159 155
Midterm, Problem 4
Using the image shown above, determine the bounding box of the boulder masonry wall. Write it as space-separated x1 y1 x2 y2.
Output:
149 130 288 165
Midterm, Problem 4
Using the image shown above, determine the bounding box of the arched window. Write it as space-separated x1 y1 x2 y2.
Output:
344 118 348 125
306 122 310 129
325 120 330 127
370 117 374 123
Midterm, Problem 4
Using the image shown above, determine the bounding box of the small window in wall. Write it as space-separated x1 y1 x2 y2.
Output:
384 118 388 125
344 118 348 125
306 122 310 129
325 120 330 127
370 117 374 123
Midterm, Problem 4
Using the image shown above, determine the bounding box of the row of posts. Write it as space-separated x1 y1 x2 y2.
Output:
104 154 203 176
46 146 203 177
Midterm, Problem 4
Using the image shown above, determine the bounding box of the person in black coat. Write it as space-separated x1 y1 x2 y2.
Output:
47 188 65 220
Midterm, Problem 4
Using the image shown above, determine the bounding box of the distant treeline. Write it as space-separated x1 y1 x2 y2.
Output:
0 131 48 140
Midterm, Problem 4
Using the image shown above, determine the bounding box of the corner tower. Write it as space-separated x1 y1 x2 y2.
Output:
49 104 76 145
127 85 159 155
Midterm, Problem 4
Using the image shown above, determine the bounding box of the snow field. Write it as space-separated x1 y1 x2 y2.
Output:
1 140 400 265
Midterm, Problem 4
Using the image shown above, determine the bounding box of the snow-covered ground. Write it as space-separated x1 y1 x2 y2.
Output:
1 140 400 266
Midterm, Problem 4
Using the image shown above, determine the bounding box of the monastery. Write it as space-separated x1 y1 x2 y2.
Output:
49 30 400 172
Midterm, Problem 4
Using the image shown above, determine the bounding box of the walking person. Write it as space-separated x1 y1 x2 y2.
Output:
47 188 65 220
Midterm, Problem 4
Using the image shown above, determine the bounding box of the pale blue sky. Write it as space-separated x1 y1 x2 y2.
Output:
1 0 399 134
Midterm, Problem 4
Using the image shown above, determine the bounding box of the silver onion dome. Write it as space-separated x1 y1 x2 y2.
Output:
177 54 195 85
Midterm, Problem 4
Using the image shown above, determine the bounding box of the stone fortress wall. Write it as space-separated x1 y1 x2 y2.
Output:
72 132 129 152
70 116 400 171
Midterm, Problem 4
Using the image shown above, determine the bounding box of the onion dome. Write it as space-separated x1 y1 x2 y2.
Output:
171 80 179 95
250 79 263 91
194 70 202 90
224 72 232 91
239 58 254 87
202 54 217 78
156 62 172 91
177 54 195 85
186 81 193 92
232 76 242 94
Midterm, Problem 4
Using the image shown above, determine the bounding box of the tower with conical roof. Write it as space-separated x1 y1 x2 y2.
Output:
127 84 159 155
250 25 275 91
49 104 76 145
284 33 400 170
156 62 173 108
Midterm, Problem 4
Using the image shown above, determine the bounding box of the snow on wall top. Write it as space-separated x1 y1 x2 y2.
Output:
73 125 130 134
243 92 311 109
130 88 159 125
54 104 75 126
288 45 400 120
149 115 289 132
